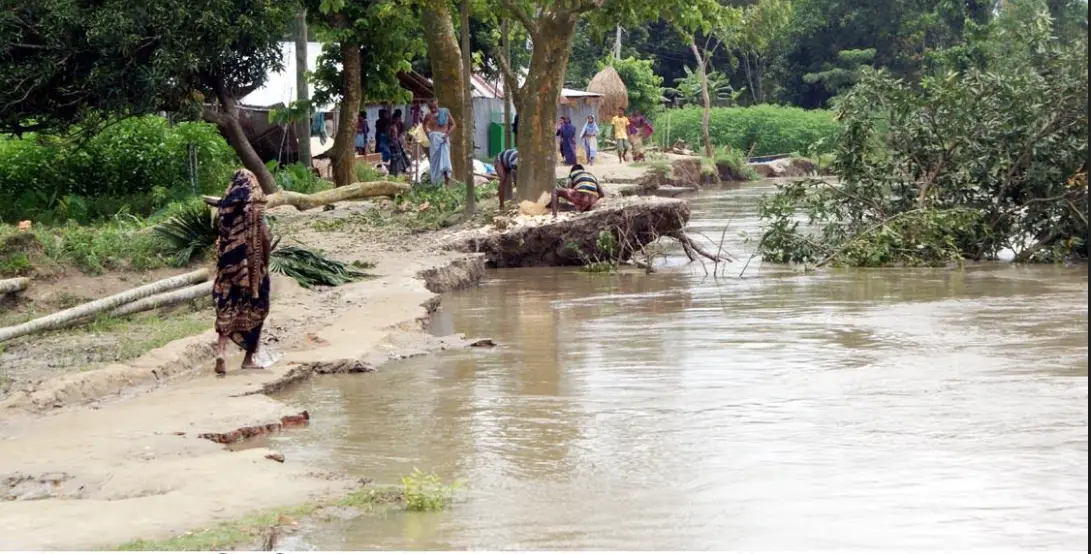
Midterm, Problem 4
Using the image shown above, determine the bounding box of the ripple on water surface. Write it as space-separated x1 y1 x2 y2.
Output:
259 183 1088 550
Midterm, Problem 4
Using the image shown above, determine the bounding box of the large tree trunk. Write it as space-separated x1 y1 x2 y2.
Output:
294 9 312 168
331 41 363 187
688 39 714 158
460 0 476 211
0 269 210 343
203 180 410 211
501 19 514 151
514 12 579 202
203 79 278 195
421 1 470 181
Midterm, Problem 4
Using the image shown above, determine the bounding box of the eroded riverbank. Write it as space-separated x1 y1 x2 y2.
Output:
0 249 486 550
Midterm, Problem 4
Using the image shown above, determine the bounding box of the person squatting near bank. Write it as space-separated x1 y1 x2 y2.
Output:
495 147 518 209
552 164 605 217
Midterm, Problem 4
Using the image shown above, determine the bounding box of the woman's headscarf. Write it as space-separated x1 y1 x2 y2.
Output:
580 116 599 138
218 169 268 298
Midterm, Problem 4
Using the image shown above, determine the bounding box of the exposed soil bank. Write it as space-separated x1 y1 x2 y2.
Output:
0 251 485 550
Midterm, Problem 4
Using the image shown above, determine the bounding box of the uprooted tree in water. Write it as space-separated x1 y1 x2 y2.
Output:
758 13 1088 267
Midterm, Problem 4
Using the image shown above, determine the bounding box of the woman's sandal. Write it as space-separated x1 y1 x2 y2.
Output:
214 357 227 376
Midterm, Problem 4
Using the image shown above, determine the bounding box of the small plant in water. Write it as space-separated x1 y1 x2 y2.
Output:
401 468 462 511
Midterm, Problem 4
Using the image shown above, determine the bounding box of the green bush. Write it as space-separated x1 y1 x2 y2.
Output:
271 161 334 194
651 105 838 156
0 116 239 224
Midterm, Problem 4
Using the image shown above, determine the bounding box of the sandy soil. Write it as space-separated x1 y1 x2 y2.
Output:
0 233 486 549
0 158 695 549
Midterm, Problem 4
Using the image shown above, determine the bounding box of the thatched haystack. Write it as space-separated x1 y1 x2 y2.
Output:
587 66 629 121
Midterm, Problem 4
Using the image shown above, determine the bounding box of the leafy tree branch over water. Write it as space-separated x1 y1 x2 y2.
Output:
758 12 1088 267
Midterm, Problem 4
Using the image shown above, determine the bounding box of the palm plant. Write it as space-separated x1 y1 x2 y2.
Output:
153 201 218 265
665 67 746 108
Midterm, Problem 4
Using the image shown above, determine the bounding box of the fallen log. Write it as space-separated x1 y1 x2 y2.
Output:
0 277 29 295
0 269 209 343
202 181 411 211
108 281 213 318
444 197 706 268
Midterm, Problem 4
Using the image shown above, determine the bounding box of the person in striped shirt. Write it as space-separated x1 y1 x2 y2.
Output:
552 164 605 217
494 148 518 208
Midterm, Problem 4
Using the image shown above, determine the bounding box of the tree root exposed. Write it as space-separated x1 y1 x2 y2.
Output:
445 197 731 268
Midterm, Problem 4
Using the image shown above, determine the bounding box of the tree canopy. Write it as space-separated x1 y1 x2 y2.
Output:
0 0 295 135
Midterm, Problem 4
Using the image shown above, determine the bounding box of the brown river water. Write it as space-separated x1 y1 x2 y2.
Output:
262 182 1088 550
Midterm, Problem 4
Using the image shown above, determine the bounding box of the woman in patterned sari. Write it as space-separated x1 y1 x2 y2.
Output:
213 169 273 375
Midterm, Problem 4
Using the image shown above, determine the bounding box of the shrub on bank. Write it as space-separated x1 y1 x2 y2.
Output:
651 105 838 156
0 116 239 225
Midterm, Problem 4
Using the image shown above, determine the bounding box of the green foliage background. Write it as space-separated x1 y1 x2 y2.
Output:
0 117 239 225
651 105 838 155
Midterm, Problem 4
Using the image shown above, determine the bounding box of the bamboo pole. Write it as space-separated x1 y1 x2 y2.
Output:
0 269 209 343
0 277 29 295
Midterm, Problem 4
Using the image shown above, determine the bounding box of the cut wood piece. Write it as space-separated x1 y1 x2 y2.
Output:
445 197 692 268
0 269 209 343
0 277 29 295
108 282 214 318
203 181 411 211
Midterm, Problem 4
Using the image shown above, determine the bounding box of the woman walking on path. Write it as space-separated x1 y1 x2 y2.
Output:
557 117 578 165
213 169 274 375
628 112 652 162
388 109 410 177
375 109 392 165
580 115 599 165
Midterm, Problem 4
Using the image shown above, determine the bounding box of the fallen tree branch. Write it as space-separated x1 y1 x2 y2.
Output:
203 181 411 211
0 269 209 343
668 231 731 264
0 277 29 295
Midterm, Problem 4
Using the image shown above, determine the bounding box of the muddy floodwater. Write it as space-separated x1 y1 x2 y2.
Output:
264 182 1088 549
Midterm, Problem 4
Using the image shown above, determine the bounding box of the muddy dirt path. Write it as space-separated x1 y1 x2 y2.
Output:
0 244 484 550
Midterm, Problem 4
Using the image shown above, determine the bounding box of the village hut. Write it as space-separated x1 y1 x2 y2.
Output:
586 66 629 122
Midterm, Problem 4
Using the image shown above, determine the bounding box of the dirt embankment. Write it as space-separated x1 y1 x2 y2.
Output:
0 245 486 550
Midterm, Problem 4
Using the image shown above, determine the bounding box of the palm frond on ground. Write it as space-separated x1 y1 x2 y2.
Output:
269 245 373 289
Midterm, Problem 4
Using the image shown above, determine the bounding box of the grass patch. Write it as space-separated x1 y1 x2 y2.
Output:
113 475 456 551
710 146 760 182
402 468 463 511
0 220 176 277
0 297 213 370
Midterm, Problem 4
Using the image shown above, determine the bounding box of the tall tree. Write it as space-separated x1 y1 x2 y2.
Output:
0 0 296 193
306 0 422 187
493 0 606 202
420 0 472 182
736 0 793 104
668 4 738 157
460 0 476 210
294 9 313 168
